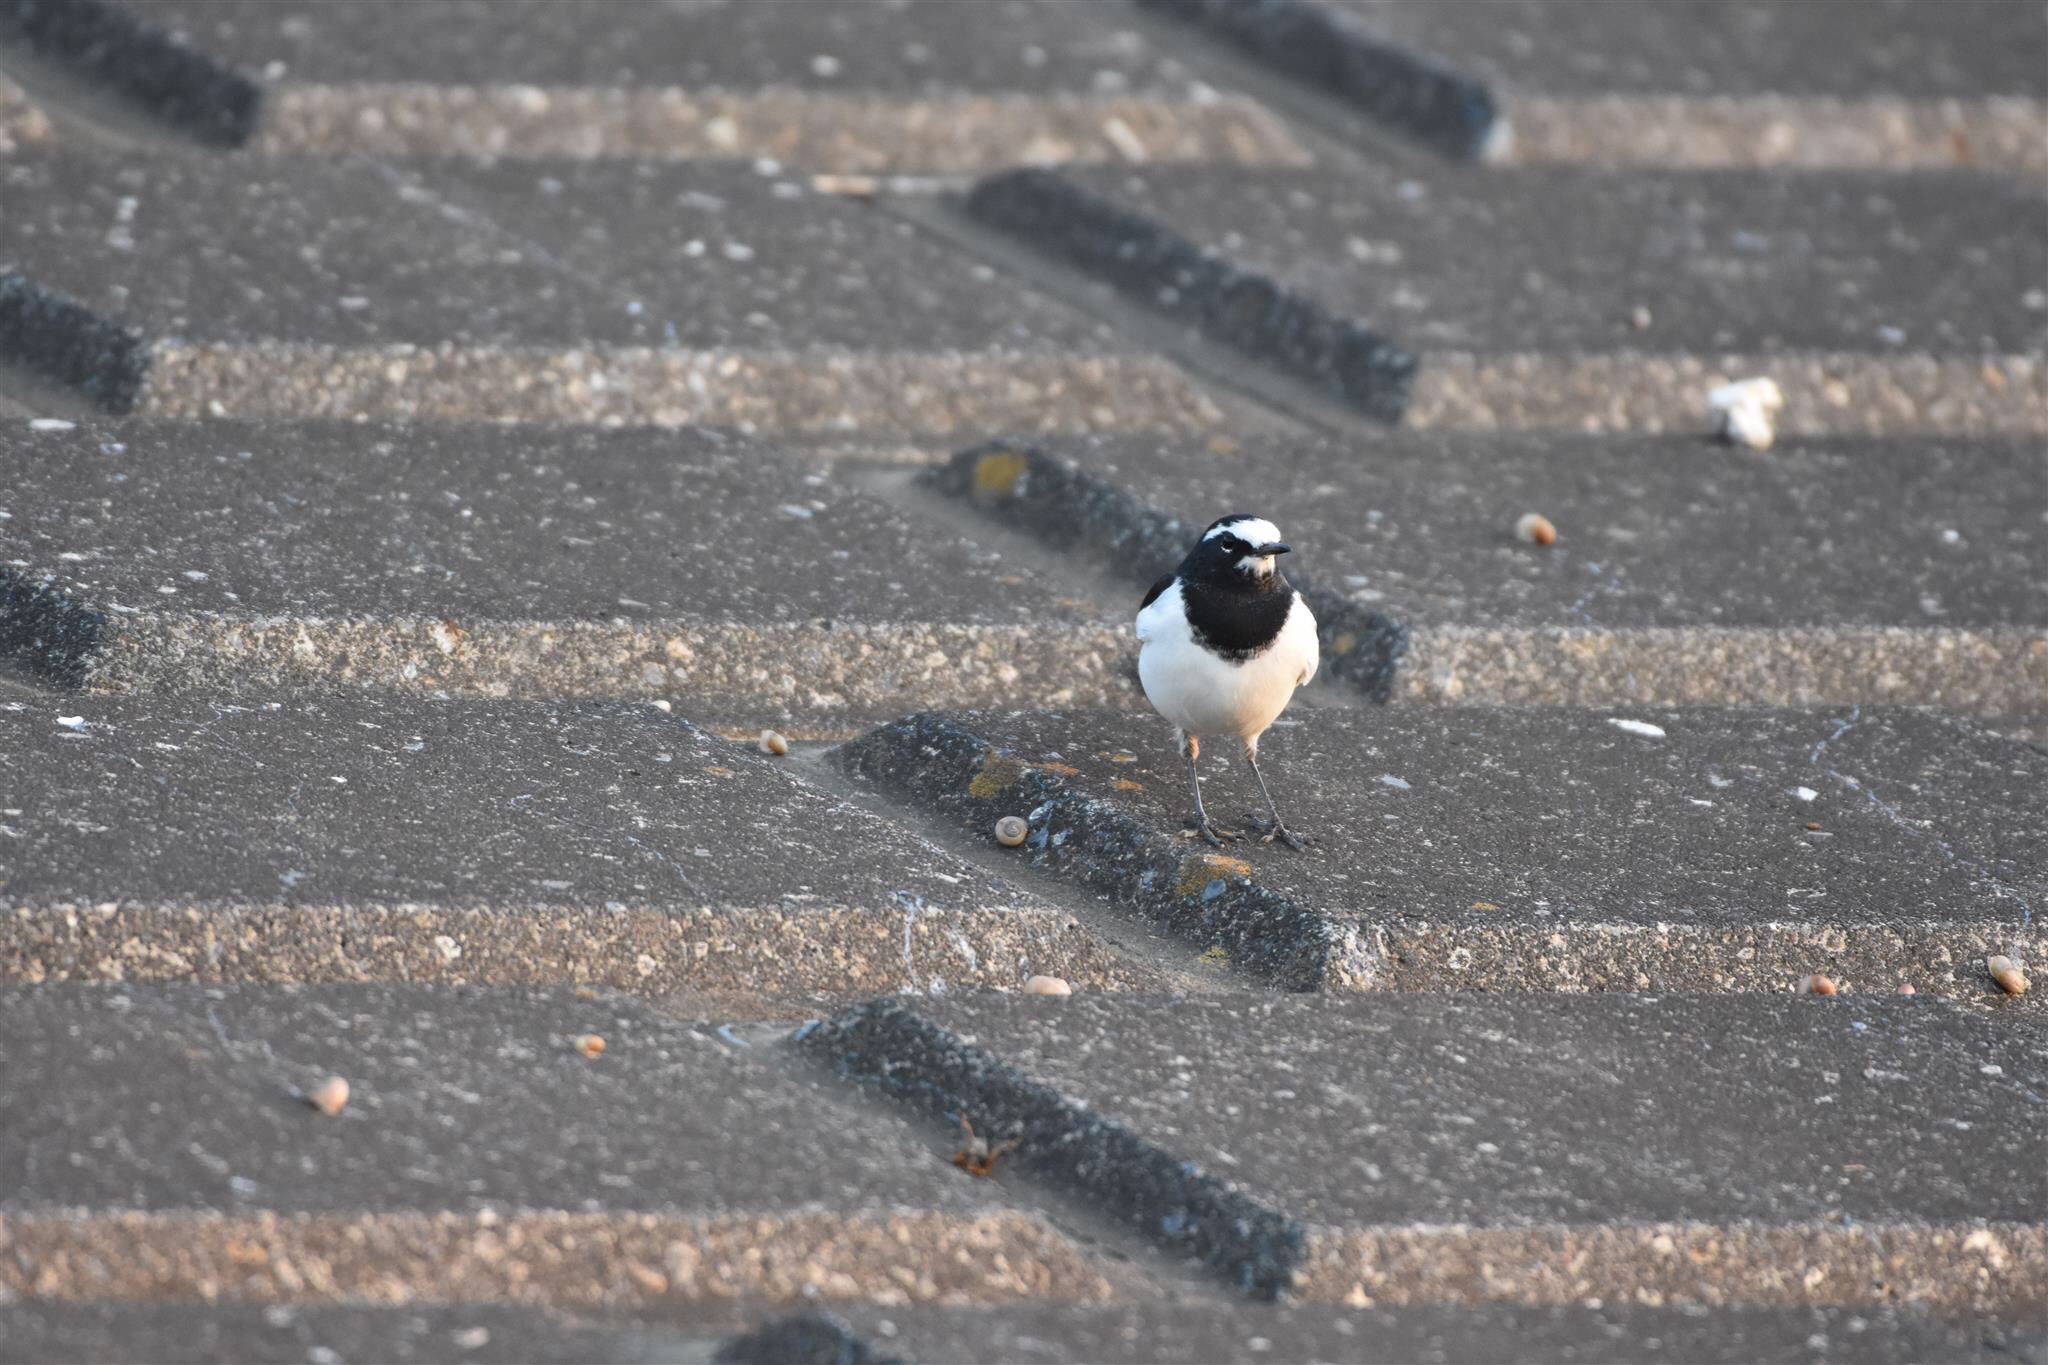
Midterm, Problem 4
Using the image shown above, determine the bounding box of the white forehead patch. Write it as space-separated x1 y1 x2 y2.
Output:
1203 517 1282 548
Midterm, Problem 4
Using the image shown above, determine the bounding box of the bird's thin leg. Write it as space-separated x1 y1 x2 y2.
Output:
1180 731 1238 845
1243 742 1308 851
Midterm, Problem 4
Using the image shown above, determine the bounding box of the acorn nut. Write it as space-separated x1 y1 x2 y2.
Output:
995 816 1029 847
306 1076 350 1116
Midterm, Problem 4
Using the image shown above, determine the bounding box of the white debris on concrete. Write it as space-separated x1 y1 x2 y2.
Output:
1707 376 1784 450
1607 718 1667 739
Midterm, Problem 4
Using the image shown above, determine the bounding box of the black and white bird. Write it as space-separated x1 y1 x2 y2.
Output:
1136 514 1318 850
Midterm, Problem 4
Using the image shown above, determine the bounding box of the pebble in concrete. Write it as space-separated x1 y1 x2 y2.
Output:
967 162 2047 433
803 993 2048 1311
0 693 1130 998
0 150 1219 433
0 419 1136 721
0 985 1116 1308
835 706 2046 994
931 435 2048 713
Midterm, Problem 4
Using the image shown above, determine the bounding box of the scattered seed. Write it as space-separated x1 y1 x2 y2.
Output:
1988 955 2029 996
1515 512 1558 546
1022 974 1072 996
994 816 1029 847
306 1076 350 1115
1801 974 1838 996
1805 821 1822 831
758 729 789 756
574 1033 606 1058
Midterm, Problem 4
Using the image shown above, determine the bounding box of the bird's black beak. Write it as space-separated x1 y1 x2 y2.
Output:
1256 542 1290 556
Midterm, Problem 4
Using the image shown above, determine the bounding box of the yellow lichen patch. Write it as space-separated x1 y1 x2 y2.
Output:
973 450 1030 496
968 751 1031 799
1035 761 1081 778
1175 854 1254 897
1332 632 1358 655
1111 778 1144 793
1109 751 1138 764
1472 901 1500 911
704 766 736 777
1200 945 1231 966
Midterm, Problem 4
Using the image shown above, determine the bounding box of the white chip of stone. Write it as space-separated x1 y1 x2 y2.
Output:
1607 718 1666 739
1706 377 1783 450
1379 774 1411 789
1791 786 1819 802
29 418 76 432
56 715 87 730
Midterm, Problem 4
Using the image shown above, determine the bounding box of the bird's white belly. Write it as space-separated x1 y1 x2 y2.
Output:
1137 591 1317 740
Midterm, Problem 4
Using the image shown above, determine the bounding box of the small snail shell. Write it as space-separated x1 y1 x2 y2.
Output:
758 730 789 756
1515 513 1557 546
574 1034 606 1058
1023 975 1072 996
994 816 1028 847
1801 973 1838 996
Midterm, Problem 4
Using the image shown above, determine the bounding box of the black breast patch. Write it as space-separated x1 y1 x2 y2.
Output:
1181 578 1294 661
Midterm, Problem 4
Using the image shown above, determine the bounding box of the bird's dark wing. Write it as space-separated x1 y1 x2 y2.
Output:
1139 574 1174 611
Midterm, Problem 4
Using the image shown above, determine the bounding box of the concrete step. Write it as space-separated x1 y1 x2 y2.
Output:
713 1302 2045 1365
836 706 2045 994
3 0 1308 170
1143 0 2045 173
934 435 2048 712
0 418 1140 720
966 162 2046 434
0 1302 706 1365
0 984 1118 1310
0 149 1219 433
802 993 2047 1311
0 691 1132 999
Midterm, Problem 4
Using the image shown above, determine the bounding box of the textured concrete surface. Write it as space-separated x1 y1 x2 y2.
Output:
836 707 2046 994
0 151 1218 431
1333 0 2048 100
936 435 2048 711
96 0 1306 168
794 1302 2047 1365
0 1303 710 1365
806 993 2048 1310
0 419 1140 717
971 163 2047 431
0 694 1128 996
0 984 1114 1305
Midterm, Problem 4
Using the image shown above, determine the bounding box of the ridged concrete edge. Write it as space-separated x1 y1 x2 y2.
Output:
963 169 1416 423
834 711 1376 991
1 901 1140 998
1134 0 1499 160
716 1312 899 1365
930 441 1411 701
260 84 1312 172
0 1209 1113 1306
0 602 1144 714
0 0 262 144
140 340 1225 434
798 996 1308 1298
831 712 2046 999
1299 1222 2048 1313
0 272 149 413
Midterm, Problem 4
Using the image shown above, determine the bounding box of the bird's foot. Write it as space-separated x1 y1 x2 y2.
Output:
1184 818 1242 846
1243 816 1310 852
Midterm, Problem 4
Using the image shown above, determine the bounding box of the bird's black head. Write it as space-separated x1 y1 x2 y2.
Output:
1179 514 1293 589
